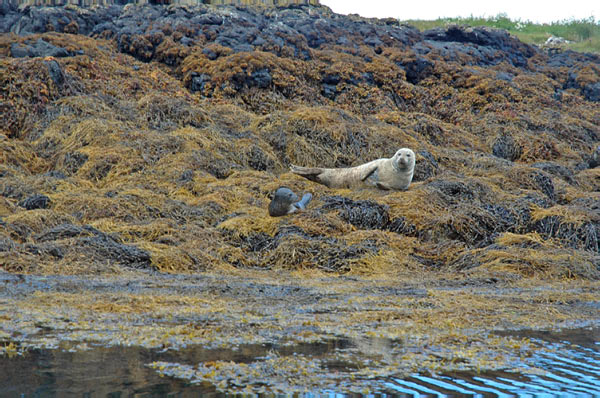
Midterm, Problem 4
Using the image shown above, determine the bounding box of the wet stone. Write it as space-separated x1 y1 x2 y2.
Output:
321 83 337 99
582 82 600 102
249 68 272 88
10 38 71 58
44 59 64 86
397 55 434 84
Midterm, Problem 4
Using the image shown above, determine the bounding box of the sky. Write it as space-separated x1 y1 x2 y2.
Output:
319 0 599 24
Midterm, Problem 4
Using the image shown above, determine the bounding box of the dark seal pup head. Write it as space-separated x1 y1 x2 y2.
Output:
268 187 313 217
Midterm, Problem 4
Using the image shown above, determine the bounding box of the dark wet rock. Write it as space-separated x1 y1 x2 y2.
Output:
547 50 600 68
582 82 600 102
532 162 575 184
413 150 439 182
18 194 50 210
321 196 389 230
322 73 341 85
321 83 337 99
10 38 70 58
44 59 64 86
191 12 223 26
202 48 218 60
496 71 514 82
364 35 383 48
336 36 350 46
397 55 434 84
564 70 579 89
423 25 536 67
492 132 521 161
249 68 272 88
414 40 503 67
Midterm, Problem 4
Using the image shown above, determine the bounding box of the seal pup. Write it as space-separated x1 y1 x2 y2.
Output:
290 148 416 191
268 187 313 217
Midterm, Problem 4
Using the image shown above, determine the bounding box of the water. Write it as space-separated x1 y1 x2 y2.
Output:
1 328 599 397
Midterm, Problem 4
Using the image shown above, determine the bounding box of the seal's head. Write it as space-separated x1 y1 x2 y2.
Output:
272 187 299 204
392 148 415 172
268 187 300 217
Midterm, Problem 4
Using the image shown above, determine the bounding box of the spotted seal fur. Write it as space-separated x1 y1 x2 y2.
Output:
290 148 416 190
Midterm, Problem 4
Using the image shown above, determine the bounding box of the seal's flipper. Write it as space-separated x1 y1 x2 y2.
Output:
361 165 379 182
294 193 313 210
290 165 325 183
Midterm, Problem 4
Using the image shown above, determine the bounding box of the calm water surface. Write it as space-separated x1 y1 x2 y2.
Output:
1 328 599 397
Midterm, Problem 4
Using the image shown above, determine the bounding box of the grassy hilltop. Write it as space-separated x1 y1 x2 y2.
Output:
403 14 600 53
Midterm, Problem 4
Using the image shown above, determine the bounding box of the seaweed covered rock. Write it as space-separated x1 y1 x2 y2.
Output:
422 25 536 67
492 132 521 161
18 194 50 210
10 38 70 58
0 4 599 279
321 196 390 230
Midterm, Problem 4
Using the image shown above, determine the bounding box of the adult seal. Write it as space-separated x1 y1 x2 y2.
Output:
268 187 313 217
290 148 416 191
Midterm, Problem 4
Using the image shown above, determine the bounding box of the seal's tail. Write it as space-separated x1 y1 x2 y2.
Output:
294 193 313 210
290 165 323 182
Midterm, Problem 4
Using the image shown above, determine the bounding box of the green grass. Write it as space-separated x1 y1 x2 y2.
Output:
401 14 600 53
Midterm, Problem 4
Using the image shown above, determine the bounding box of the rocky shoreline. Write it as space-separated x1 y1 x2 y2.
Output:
1 2 599 392
1 2 599 277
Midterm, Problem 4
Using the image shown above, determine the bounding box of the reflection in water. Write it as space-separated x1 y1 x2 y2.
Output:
1 328 599 397
388 328 600 397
